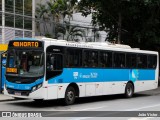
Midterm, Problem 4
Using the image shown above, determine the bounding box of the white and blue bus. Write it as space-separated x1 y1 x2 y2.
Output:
4 37 159 105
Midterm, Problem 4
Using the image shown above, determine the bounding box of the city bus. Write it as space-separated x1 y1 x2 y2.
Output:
4 37 159 105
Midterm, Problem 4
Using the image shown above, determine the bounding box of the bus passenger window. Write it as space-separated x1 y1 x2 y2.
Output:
66 48 82 67
148 55 157 69
137 55 147 68
113 52 125 68
126 54 137 68
83 50 98 68
99 51 112 68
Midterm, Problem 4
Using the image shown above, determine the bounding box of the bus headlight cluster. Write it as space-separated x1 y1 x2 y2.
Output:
31 83 42 92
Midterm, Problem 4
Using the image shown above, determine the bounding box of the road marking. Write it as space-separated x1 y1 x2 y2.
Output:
70 117 93 120
45 106 105 111
72 106 105 111
128 117 154 120
124 103 160 111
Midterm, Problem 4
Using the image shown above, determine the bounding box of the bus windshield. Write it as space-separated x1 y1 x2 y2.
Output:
6 49 44 77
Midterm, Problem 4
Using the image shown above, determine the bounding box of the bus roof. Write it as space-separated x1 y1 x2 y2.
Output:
38 38 156 55
13 37 158 55
13 38 36 41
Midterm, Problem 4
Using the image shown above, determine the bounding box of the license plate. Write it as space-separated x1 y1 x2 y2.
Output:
14 91 21 96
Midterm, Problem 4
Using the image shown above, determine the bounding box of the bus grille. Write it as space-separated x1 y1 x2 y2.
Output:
6 88 30 96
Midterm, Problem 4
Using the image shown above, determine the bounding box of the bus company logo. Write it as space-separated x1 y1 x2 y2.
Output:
130 69 139 82
73 72 78 79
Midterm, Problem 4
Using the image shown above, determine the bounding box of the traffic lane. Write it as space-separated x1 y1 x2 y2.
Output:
0 94 148 111
0 94 160 119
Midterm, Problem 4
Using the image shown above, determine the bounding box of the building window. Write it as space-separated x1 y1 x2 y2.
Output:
15 0 23 14
5 0 14 13
24 31 32 37
15 15 23 28
24 0 32 16
5 14 14 27
24 17 32 30
15 30 23 37
0 12 2 26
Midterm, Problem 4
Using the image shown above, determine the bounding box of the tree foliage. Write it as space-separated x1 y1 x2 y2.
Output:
36 0 80 39
78 0 160 49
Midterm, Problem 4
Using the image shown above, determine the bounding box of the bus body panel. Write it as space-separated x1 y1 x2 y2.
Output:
47 68 156 83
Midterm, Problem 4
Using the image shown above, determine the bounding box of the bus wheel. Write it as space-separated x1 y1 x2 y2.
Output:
125 82 134 98
64 86 76 105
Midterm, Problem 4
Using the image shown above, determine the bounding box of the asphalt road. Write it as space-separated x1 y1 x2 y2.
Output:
0 89 160 120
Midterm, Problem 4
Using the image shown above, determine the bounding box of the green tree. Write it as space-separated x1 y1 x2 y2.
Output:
57 22 86 41
46 0 78 39
78 0 160 49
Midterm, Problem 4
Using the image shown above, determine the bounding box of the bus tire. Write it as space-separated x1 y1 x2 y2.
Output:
125 82 134 98
64 86 76 105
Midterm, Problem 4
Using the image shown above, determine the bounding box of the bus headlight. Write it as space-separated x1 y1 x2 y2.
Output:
37 84 42 89
31 83 42 92
32 86 37 92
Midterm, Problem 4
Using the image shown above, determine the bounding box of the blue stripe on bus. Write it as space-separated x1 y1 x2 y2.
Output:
5 77 44 90
13 38 37 41
48 68 155 84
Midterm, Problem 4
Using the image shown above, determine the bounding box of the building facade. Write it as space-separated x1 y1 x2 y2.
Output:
0 0 35 44
0 0 106 44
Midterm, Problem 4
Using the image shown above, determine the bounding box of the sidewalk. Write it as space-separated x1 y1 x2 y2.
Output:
0 94 14 102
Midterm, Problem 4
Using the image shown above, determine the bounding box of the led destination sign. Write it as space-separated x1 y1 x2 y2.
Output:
9 41 43 48
13 42 39 47
6 68 18 74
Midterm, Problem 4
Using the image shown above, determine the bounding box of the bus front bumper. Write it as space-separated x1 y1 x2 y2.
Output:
4 86 48 100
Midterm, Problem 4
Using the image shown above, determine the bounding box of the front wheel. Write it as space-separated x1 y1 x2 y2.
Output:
64 86 76 105
125 82 134 98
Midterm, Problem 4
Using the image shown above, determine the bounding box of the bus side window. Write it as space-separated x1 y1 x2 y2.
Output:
46 54 52 71
137 55 147 68
99 51 112 68
113 52 125 68
148 55 157 69
66 48 82 67
126 54 137 68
